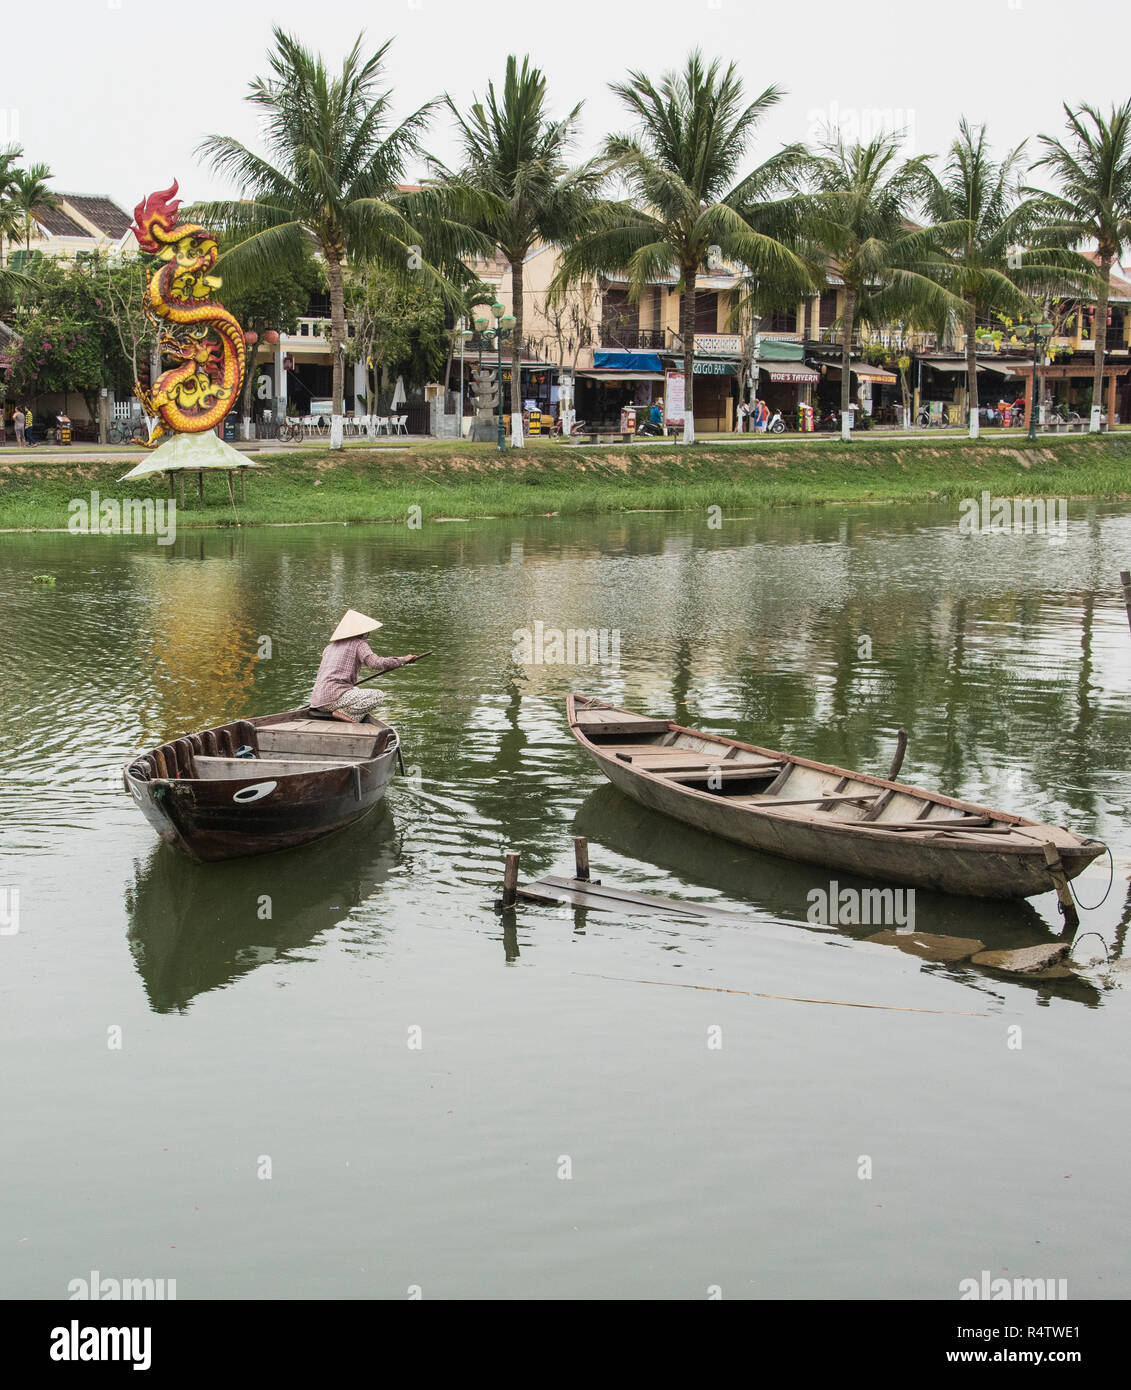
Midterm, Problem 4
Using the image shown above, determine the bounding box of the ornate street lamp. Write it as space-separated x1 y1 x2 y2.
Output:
487 302 516 451
1025 323 1055 442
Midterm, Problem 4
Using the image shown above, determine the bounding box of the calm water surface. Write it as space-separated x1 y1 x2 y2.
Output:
1 501 1130 1299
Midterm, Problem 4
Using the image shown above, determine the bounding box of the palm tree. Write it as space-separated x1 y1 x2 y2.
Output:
1027 101 1131 431
0 143 23 267
197 28 481 447
917 119 1089 433
11 161 56 255
793 133 961 434
553 52 811 443
437 54 606 433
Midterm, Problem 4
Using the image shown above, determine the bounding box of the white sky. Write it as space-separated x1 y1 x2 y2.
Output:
4 0 1128 209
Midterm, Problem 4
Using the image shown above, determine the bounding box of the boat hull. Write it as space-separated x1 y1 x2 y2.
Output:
123 710 399 862
568 697 1105 901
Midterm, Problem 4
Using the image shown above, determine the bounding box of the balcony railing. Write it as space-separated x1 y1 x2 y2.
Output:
598 326 671 350
281 317 356 342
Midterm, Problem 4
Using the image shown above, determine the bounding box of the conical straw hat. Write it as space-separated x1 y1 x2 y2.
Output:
330 609 382 641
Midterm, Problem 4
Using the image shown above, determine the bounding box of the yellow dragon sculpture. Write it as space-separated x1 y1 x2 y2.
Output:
130 181 246 447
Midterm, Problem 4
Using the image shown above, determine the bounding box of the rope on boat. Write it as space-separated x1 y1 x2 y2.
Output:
1068 844 1114 911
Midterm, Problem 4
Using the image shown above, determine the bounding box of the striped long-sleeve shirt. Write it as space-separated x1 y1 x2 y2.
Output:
310 638 409 707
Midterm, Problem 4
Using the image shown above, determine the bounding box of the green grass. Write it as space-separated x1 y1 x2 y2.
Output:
1 434 1129 531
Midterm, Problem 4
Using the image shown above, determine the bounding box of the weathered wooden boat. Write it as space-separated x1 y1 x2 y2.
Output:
123 712 400 862
567 696 1106 901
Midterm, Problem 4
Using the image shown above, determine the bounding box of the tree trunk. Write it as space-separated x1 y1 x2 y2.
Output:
1090 252 1112 432
680 267 697 444
325 243 347 450
840 288 855 437
241 340 261 438
510 257 524 446
965 298 980 437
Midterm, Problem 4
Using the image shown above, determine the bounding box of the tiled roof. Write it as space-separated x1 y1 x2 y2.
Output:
62 195 133 237
34 205 89 237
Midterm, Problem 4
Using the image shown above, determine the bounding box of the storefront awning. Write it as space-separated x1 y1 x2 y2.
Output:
922 361 984 374
758 339 806 361
852 364 898 384
593 351 663 372
576 369 665 381
977 361 1024 377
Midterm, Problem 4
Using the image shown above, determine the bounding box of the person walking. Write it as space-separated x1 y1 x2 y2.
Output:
734 399 748 433
24 405 34 445
13 406 26 447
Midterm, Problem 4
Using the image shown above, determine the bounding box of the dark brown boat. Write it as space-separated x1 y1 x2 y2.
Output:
123 712 400 862
567 695 1106 900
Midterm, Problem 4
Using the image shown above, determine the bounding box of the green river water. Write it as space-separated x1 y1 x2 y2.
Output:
1 500 1129 1299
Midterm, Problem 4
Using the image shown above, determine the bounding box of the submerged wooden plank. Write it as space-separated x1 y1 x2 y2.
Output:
519 873 750 922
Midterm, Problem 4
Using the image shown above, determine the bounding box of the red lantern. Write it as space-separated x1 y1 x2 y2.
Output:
264 329 280 345
244 330 259 346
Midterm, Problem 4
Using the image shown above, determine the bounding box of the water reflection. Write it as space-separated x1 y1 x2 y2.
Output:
572 784 1105 1007
125 808 402 1012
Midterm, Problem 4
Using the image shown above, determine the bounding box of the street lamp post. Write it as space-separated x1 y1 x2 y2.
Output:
486 300 516 451
1026 323 1054 442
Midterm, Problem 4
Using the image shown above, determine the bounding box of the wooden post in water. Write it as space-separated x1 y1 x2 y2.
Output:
1120 571 1131 637
573 836 590 882
1042 842 1080 933
178 473 185 508
501 852 520 908
226 471 236 507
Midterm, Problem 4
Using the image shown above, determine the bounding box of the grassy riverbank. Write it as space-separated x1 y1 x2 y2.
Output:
1 434 1129 530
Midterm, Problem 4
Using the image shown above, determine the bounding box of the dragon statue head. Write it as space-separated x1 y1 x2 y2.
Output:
132 178 222 293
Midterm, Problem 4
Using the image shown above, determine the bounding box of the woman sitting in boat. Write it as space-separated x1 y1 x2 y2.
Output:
309 609 419 723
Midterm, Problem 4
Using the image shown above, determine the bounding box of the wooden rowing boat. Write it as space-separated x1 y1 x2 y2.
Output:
123 711 400 862
567 696 1106 900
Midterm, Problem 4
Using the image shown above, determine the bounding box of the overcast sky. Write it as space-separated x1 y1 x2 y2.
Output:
6 0 1128 211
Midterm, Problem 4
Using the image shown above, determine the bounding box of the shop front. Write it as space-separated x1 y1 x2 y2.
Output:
576 351 665 428
661 355 739 432
756 340 820 423
819 360 900 420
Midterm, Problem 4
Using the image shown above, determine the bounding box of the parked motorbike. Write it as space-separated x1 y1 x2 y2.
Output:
766 409 786 433
817 407 841 431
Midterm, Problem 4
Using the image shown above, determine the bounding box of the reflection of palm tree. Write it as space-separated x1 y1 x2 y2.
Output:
1111 878 1131 963
670 633 694 728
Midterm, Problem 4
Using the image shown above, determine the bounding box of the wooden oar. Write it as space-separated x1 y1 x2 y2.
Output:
355 652 433 686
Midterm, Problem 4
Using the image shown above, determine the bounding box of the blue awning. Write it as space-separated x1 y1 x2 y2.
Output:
594 351 664 372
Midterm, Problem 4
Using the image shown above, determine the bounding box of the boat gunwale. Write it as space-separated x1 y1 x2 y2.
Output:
566 695 1102 860
123 708 398 788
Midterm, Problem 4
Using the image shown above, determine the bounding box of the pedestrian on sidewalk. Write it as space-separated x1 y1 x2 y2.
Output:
13 406 26 446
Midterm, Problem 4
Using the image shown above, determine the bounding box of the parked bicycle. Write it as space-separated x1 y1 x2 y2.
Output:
107 420 148 444
275 417 304 443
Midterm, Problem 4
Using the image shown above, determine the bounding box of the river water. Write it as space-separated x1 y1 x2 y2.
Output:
1 500 1129 1300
